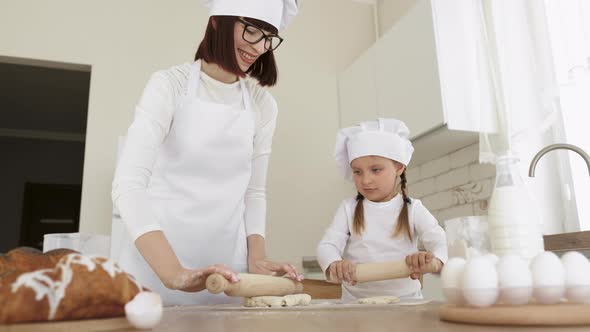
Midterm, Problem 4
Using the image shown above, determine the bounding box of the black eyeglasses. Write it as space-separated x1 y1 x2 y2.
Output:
237 18 284 52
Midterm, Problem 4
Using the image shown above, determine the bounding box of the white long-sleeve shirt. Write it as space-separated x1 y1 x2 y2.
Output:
317 194 448 300
112 63 277 241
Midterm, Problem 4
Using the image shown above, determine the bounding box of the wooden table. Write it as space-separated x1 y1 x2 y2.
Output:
2 302 588 332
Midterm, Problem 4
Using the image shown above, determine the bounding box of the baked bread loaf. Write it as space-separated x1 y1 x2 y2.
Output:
0 247 145 324
0 247 76 276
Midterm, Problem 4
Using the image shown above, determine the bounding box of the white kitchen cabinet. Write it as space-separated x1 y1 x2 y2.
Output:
337 44 378 128
337 0 496 164
374 0 444 139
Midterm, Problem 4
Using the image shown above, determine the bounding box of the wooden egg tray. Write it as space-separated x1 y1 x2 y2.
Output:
439 303 590 326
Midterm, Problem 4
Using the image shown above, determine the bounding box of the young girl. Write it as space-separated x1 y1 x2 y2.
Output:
317 118 448 301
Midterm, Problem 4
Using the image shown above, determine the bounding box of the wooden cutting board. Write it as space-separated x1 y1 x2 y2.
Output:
0 317 130 332
439 303 590 326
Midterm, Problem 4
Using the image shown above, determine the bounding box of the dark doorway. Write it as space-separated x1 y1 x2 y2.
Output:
20 183 82 250
0 56 90 253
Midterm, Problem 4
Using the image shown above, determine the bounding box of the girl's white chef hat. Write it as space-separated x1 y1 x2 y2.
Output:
334 118 414 180
203 0 298 32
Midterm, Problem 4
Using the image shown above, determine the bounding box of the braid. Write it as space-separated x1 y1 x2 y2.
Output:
393 171 413 241
400 172 411 204
353 192 365 235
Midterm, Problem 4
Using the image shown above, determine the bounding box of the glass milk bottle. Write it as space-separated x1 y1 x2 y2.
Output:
487 153 544 260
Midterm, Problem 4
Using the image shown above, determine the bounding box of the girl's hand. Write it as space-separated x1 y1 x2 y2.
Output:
327 260 357 285
248 259 304 281
405 251 442 280
168 264 240 292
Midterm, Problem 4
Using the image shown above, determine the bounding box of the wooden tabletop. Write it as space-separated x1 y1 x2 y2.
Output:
2 302 589 332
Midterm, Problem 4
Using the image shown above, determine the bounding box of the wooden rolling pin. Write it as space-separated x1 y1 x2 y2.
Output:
206 273 304 297
355 259 442 283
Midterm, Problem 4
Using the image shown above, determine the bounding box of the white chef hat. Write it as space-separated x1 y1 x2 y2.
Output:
334 118 414 180
203 0 298 32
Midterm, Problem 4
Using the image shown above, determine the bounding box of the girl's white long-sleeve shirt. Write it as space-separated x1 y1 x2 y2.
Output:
317 194 448 300
112 63 277 241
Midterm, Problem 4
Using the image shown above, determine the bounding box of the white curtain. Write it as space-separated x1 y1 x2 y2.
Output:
544 0 590 231
475 0 561 164
471 0 590 232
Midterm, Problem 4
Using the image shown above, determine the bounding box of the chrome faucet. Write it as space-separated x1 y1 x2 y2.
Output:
529 143 590 177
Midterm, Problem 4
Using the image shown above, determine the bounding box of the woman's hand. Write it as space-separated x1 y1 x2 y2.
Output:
405 251 442 280
248 258 304 282
166 264 240 292
327 259 357 285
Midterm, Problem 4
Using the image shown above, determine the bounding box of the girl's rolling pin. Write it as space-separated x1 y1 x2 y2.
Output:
206 273 304 297
355 259 442 283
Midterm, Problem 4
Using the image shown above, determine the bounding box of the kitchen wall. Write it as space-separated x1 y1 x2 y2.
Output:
377 0 417 35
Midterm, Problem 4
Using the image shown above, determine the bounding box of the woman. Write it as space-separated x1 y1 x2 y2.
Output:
112 0 300 305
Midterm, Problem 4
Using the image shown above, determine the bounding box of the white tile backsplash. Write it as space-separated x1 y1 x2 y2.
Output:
469 162 496 181
409 178 436 198
450 144 479 169
405 167 421 185
408 142 496 224
421 191 457 211
420 155 452 179
437 203 475 222
434 166 470 191
452 178 493 205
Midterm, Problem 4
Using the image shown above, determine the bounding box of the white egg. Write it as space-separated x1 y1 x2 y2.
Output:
462 256 498 307
530 251 565 304
447 240 469 259
125 292 163 329
561 251 590 303
466 247 482 259
496 254 532 305
441 257 466 305
483 253 499 265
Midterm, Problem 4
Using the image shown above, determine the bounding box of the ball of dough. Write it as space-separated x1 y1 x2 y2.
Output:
243 294 312 307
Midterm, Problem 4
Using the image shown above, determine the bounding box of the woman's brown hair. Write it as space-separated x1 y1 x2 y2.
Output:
353 168 412 241
195 16 279 87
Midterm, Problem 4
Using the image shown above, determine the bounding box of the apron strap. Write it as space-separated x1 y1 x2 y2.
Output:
238 78 253 113
186 60 202 99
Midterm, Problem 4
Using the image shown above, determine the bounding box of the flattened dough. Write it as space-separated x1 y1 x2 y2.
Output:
243 294 312 308
358 296 400 305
